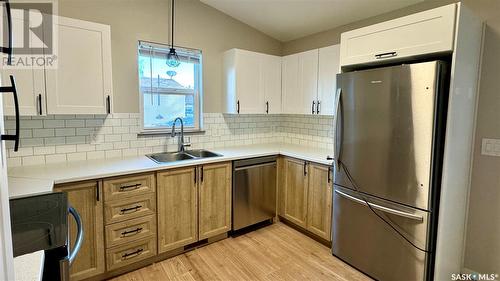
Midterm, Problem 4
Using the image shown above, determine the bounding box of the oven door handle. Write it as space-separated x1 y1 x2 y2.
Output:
68 206 84 265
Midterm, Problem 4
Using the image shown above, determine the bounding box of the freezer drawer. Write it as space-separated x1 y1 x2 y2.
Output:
333 186 430 281
233 157 277 231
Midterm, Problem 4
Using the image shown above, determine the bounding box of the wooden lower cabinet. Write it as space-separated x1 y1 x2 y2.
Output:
157 167 198 253
306 164 333 240
55 181 105 281
279 157 333 241
199 162 232 240
106 237 157 271
53 162 233 280
282 157 309 228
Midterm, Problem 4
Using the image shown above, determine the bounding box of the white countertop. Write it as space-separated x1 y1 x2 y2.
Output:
14 251 44 281
8 143 333 197
8 177 54 199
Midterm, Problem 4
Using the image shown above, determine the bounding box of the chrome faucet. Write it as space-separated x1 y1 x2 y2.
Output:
171 117 191 152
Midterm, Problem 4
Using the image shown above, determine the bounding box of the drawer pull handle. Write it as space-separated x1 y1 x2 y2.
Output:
120 205 142 214
119 183 142 191
375 51 397 59
121 248 143 259
121 227 143 237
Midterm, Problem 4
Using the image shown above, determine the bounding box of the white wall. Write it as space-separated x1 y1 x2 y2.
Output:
58 0 282 113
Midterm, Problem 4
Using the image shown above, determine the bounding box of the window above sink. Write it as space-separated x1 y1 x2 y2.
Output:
138 41 203 134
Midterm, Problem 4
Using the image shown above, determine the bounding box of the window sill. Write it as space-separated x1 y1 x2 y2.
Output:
138 130 206 137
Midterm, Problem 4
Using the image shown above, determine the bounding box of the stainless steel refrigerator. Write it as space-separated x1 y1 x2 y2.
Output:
332 60 449 281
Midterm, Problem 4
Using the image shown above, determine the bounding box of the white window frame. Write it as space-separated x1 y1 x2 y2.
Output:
138 40 203 134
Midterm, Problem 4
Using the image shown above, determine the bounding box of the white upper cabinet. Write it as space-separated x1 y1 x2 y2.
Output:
45 16 113 114
340 4 456 67
262 54 282 114
2 11 46 116
282 49 318 115
223 49 281 114
317 45 340 116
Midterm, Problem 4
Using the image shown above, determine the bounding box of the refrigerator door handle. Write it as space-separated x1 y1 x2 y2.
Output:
334 88 342 169
335 189 424 221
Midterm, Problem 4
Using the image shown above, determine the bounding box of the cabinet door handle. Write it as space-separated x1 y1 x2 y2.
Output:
194 167 197 184
266 101 269 114
121 227 143 237
1 0 13 65
0 75 20 151
375 51 397 59
311 101 316 114
200 167 204 183
316 101 321 114
237 100 240 114
327 166 331 183
38 94 43 115
119 183 142 191
96 182 100 202
303 162 308 176
120 205 142 214
121 248 143 259
106 95 111 114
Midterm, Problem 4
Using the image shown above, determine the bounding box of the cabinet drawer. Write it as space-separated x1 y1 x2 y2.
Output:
104 193 156 225
105 215 156 248
103 173 155 201
340 4 456 66
106 237 157 271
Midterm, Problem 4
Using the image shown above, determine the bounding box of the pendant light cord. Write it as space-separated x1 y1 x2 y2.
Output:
171 0 175 49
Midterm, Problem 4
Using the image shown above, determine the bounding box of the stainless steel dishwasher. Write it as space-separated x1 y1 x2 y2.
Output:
233 156 277 231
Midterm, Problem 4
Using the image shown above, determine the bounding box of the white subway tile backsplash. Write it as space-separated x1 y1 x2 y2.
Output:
76 144 96 152
105 149 122 159
66 136 87 144
122 148 138 157
33 129 55 138
76 128 94 136
44 120 65 128
10 147 33 157
55 128 76 137
67 152 87 162
8 157 21 167
95 143 114 151
113 141 129 149
34 146 56 155
86 119 104 127
45 154 67 164
44 137 66 145
21 120 43 129
65 120 85 128
5 113 334 167
56 145 77 154
22 155 46 166
87 151 105 160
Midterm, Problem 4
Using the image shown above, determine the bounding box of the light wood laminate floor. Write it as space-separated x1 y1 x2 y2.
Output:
111 222 371 281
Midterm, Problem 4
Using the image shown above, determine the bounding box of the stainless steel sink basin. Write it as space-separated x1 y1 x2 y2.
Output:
185 149 222 158
147 152 195 163
147 149 222 164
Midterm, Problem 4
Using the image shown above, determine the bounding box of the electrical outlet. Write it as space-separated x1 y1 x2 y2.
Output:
481 138 500 156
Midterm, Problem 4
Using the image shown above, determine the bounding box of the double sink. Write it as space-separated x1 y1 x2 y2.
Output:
147 149 222 164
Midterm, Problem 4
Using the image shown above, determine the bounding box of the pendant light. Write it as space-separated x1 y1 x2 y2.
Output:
167 0 180 67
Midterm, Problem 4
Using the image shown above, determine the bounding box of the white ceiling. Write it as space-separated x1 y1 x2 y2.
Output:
200 0 423 42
